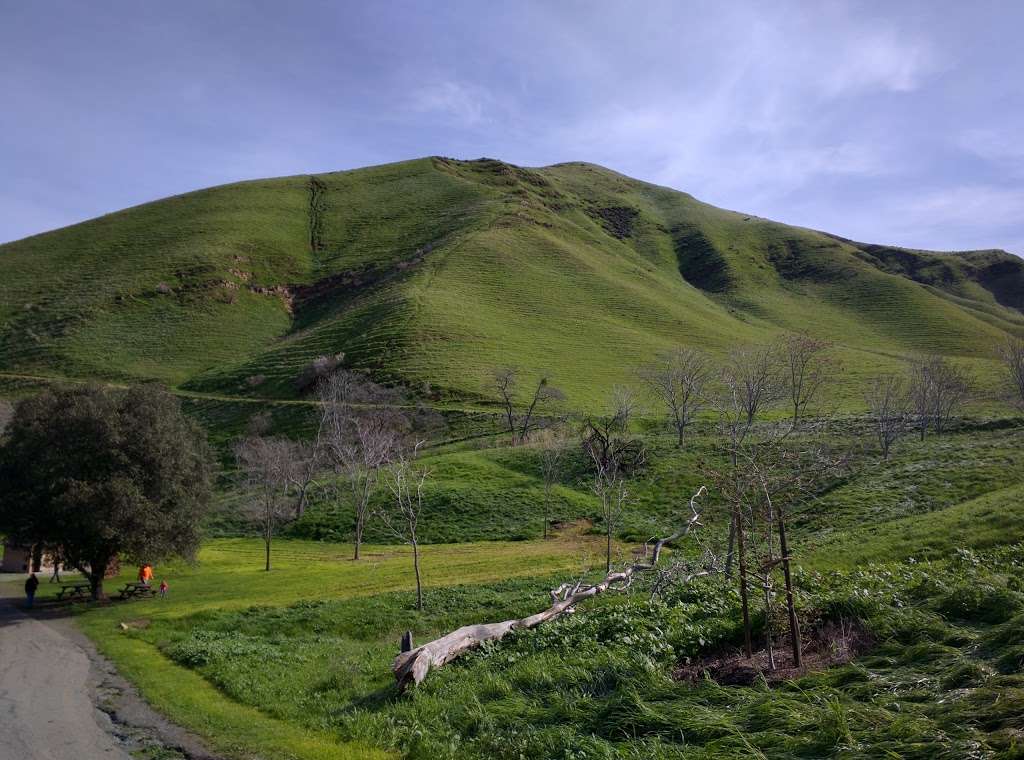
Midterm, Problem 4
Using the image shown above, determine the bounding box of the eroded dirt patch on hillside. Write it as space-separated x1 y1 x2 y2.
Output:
675 618 874 686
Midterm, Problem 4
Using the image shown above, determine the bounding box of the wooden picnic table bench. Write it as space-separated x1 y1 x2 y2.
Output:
118 582 157 600
55 583 91 601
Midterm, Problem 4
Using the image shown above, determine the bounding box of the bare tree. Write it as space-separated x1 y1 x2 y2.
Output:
377 443 431 611
235 436 306 571
492 367 565 445
536 428 568 539
998 337 1024 410
715 343 783 579
494 367 518 438
782 333 834 428
318 371 407 559
581 398 646 572
909 356 972 439
285 440 321 519
610 384 641 433
718 345 783 446
866 375 909 460
639 347 710 446
705 424 846 666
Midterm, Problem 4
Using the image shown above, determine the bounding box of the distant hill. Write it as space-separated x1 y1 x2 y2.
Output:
2 157 1021 410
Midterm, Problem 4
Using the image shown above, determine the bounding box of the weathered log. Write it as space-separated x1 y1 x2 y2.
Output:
392 486 708 690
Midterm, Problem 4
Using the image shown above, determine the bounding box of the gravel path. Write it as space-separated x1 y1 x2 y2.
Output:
0 596 131 759
0 593 216 760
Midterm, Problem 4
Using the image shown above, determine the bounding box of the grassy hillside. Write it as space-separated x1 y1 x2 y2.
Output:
2 157 1021 413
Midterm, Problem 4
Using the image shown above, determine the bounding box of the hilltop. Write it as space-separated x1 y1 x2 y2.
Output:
2 156 1022 411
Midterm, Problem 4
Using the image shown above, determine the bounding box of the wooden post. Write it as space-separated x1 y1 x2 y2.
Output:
777 504 802 668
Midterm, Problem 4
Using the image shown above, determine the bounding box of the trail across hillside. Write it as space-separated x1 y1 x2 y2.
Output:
0 597 132 760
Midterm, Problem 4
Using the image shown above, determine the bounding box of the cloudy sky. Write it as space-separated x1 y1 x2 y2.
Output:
2 1 1022 254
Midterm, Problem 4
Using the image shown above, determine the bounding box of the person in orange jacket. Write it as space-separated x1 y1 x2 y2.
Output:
138 564 153 586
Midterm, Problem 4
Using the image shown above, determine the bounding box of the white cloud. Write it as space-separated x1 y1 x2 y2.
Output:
410 80 489 126
958 128 1024 174
901 185 1024 229
816 28 936 97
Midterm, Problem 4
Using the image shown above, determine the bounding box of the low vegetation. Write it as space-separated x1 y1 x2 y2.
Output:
2 156 1023 759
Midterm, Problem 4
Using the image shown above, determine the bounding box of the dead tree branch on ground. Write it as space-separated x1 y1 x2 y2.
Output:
392 486 709 690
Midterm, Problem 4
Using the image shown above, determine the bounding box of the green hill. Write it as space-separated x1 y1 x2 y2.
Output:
2 156 1022 410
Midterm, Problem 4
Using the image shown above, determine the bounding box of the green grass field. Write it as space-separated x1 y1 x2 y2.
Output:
17 422 1016 760
40 535 607 760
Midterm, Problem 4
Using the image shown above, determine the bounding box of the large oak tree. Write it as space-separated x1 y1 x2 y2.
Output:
0 384 212 599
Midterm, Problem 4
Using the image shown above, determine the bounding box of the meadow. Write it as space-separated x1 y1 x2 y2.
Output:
4 154 1024 758
35 418 1024 760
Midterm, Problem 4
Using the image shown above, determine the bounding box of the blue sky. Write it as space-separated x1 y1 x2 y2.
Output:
2 0 1022 254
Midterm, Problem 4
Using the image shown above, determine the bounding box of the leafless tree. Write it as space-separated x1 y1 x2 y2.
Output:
610 384 641 433
581 398 646 572
639 347 710 447
318 371 407 559
536 427 568 539
866 375 909 460
493 367 565 445
782 333 834 428
998 337 1024 410
705 426 846 666
908 356 973 439
715 343 783 578
234 436 307 571
718 344 783 446
377 442 431 611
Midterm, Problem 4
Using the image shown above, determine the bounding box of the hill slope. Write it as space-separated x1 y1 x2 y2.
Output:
2 157 1022 409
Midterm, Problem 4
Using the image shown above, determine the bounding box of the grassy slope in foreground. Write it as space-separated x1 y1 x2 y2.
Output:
48 536 605 760
1 157 1022 411
61 535 1024 759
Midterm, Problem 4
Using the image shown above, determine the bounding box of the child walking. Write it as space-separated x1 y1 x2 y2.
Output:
158 579 169 598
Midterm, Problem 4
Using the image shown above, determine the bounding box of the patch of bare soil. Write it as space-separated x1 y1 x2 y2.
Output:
674 618 873 686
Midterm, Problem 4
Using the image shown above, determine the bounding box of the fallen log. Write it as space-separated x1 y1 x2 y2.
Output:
392 486 709 690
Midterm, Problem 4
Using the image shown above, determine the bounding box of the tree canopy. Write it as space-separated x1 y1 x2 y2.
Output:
0 384 212 598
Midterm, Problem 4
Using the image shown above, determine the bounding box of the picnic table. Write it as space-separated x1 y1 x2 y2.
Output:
118 582 157 600
55 583 91 601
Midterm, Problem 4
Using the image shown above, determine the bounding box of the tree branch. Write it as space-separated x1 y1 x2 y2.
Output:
392 486 708 690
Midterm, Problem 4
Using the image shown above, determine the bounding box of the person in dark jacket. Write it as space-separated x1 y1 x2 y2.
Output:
25 573 39 609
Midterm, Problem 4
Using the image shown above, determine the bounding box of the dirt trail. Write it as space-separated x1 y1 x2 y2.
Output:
0 597 132 759
0 595 215 760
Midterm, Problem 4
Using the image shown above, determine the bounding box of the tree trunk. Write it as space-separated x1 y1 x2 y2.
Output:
265 534 272 572
725 519 736 577
777 506 802 668
354 510 364 560
87 557 107 601
412 540 422 611
393 491 708 690
605 520 613 573
542 485 549 540
677 425 685 448
735 509 753 658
